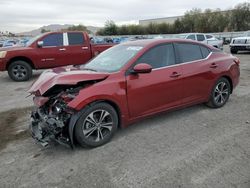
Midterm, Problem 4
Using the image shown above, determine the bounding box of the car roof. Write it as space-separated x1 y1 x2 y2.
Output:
120 38 211 48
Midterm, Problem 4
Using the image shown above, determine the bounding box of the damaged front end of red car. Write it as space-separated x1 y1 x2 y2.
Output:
28 68 109 148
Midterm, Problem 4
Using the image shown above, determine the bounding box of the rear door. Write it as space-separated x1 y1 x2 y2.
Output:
174 42 213 104
126 43 183 118
35 33 66 68
64 32 92 66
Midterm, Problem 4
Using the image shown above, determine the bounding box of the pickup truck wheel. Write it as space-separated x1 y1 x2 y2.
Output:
75 102 118 148
8 60 32 81
230 49 238 54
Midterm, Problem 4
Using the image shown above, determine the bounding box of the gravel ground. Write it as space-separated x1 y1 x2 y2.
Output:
0 46 249 188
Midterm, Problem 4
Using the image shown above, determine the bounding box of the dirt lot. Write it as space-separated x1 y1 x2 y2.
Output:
0 46 250 188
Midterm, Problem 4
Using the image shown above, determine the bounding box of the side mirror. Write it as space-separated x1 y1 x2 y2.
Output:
132 63 152 74
37 41 43 48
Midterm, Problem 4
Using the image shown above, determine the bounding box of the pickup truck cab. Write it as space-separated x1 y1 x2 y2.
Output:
0 31 113 81
175 33 223 50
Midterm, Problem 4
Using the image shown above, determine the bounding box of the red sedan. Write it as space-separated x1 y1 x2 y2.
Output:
29 39 240 148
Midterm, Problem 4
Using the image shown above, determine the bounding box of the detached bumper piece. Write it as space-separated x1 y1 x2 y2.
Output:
30 109 72 148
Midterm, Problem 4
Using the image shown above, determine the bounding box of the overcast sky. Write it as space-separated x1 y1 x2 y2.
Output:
0 0 247 32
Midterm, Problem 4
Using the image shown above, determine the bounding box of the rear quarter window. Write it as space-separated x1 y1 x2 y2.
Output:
200 45 211 58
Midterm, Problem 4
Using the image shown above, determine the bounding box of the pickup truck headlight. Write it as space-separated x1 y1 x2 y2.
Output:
0 51 7 58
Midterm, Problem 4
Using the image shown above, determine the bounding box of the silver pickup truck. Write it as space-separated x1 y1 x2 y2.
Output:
175 33 223 50
230 31 250 54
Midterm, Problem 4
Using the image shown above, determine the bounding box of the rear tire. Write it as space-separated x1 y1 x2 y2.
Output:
206 77 231 108
75 102 118 148
8 60 32 81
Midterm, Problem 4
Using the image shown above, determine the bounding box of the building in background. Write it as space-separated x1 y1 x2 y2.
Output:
139 10 230 26
139 15 183 26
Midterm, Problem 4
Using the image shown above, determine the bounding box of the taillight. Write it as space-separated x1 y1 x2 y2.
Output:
234 59 240 66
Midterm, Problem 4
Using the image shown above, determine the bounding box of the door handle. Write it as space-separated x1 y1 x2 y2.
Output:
82 47 89 50
170 72 181 78
59 48 66 51
210 63 218 68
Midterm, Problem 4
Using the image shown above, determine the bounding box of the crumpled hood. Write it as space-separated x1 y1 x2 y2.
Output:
28 67 110 95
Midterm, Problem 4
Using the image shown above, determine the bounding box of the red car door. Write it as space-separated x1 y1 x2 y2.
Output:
126 43 183 118
35 33 67 68
63 32 92 66
174 43 213 104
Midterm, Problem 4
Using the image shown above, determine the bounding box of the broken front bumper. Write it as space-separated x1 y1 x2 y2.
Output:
29 108 73 148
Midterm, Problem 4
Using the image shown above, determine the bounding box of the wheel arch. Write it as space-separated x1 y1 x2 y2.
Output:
221 75 233 94
6 56 35 70
68 99 122 149
88 99 122 128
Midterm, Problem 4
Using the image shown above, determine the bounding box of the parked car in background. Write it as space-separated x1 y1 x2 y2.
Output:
29 39 240 148
18 38 30 46
119 37 130 43
0 31 114 81
0 40 5 47
230 31 250 54
175 33 223 50
2 40 18 47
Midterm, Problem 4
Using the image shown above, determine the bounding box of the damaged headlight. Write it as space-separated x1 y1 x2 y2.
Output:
53 105 62 114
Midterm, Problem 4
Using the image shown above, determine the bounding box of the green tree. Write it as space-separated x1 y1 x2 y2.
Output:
64 24 90 33
229 2 250 31
41 28 50 33
102 20 118 35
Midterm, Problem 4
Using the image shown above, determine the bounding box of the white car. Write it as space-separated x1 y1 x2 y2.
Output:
175 33 223 50
230 31 250 54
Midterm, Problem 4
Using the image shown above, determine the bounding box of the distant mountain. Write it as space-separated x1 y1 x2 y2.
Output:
17 24 100 36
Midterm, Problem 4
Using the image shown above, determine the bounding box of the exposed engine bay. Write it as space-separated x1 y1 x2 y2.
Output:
29 81 96 148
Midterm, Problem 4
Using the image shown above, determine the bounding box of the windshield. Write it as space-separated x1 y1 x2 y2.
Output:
25 34 43 46
81 45 143 72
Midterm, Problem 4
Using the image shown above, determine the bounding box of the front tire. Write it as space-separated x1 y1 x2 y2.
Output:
8 60 32 81
75 102 118 148
206 77 231 108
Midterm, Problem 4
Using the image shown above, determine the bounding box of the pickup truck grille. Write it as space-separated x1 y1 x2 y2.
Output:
233 39 247 44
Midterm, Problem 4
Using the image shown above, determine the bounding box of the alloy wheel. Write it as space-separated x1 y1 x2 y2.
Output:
213 81 229 105
82 109 113 142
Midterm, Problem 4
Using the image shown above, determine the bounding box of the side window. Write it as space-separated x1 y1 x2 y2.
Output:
205 35 213 39
175 43 203 63
68 33 84 45
197 34 205 41
42 33 63 47
136 44 175 69
187 34 196 40
200 45 211 58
